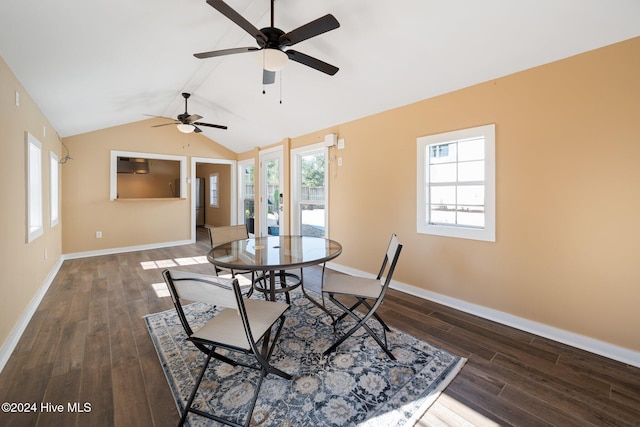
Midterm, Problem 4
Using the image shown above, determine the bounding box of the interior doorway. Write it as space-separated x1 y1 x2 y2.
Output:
191 157 236 244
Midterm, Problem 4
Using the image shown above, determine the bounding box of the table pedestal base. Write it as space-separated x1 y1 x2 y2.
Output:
253 270 302 303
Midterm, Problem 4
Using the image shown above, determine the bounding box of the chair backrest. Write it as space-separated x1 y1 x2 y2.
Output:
376 233 403 287
162 269 242 337
206 224 248 248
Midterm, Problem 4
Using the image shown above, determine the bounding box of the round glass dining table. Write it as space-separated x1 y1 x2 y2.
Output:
207 235 342 301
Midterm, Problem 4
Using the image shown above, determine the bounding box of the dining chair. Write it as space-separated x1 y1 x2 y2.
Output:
322 234 403 360
162 269 291 427
205 224 254 294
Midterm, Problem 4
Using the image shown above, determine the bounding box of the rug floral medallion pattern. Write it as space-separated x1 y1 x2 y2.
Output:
145 291 465 427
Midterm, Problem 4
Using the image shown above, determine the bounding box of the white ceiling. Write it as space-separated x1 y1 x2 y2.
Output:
1 0 639 153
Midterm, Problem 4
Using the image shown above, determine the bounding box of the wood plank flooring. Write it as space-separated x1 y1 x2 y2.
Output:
1 231 638 426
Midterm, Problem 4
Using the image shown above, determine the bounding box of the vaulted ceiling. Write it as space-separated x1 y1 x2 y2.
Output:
1 0 639 153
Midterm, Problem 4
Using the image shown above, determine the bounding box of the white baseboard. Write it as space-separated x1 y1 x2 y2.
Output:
3 254 637 374
63 239 193 260
326 261 640 368
0 256 64 374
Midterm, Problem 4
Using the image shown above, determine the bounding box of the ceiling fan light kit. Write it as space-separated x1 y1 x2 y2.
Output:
176 123 195 133
262 48 288 71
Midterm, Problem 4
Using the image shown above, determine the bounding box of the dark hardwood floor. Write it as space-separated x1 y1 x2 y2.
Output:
1 230 638 426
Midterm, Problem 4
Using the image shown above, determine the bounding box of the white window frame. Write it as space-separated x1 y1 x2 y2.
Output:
50 151 59 227
26 132 44 242
209 173 219 208
417 124 495 242
290 143 329 237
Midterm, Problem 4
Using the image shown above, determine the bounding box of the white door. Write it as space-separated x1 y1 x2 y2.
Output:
238 159 255 235
291 143 329 237
259 148 283 237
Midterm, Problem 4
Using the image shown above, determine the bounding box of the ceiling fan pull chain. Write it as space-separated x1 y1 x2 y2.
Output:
279 71 283 104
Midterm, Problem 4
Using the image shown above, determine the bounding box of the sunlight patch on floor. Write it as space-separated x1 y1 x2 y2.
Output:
152 282 171 298
140 256 209 270
417 392 501 426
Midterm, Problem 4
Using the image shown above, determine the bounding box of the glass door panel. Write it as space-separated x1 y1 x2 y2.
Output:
260 149 283 236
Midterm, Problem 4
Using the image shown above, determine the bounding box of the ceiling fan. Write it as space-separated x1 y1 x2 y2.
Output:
194 0 340 85
149 93 227 133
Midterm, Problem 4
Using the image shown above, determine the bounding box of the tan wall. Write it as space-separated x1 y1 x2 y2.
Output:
0 57 62 350
286 37 640 352
61 119 237 254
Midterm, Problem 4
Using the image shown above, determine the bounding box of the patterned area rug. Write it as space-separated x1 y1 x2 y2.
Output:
144 291 466 426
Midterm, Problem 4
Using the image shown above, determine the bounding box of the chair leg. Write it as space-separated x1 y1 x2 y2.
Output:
180 352 214 426
300 270 336 327
252 316 292 380
242 371 266 427
324 295 396 360
332 297 391 332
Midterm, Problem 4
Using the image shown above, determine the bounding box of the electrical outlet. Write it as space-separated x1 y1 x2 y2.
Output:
96 231 102 238
338 157 343 166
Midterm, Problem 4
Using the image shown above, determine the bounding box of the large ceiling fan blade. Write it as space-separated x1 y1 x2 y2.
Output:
151 122 178 128
194 126 203 133
194 122 228 130
279 14 340 47
194 46 260 59
263 69 275 85
186 114 203 122
206 0 267 45
286 50 339 75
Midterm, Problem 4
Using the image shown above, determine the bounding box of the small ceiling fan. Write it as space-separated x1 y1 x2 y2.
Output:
148 93 227 133
194 0 340 85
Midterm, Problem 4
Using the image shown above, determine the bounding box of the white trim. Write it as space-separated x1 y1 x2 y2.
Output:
0 257 63 373
325 261 640 368
191 157 237 242
417 124 496 242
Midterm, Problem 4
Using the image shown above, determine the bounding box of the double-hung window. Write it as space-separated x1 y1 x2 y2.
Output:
26 132 44 242
417 124 495 242
209 173 219 208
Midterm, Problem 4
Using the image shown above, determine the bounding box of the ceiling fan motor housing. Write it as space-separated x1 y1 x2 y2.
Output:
261 27 285 50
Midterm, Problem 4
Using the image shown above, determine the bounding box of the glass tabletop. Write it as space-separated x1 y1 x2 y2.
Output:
207 235 342 271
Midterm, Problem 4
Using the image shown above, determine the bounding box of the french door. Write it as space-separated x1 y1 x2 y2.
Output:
291 143 329 237
259 147 283 236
